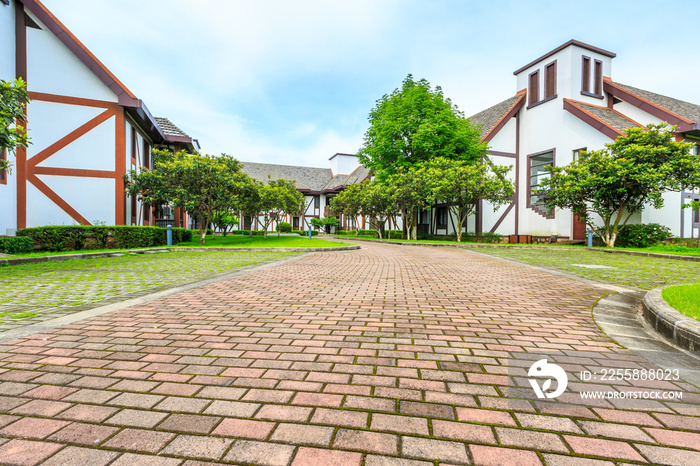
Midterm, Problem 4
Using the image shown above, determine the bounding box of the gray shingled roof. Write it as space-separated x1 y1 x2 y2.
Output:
612 82 700 124
573 101 642 133
241 162 333 192
241 161 371 193
155 117 191 138
469 94 523 138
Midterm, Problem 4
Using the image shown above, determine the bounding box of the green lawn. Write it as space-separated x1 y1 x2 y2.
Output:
662 283 700 320
469 247 700 290
176 234 351 248
6 247 161 259
0 250 295 328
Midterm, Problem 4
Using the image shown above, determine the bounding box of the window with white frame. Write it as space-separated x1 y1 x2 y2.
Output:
528 150 555 217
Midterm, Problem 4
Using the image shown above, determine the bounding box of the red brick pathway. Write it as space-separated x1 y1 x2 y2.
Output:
1 243 699 465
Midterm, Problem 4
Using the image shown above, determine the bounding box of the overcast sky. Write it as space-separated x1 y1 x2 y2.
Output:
42 0 700 168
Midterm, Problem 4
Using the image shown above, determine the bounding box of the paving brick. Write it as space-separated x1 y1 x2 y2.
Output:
470 445 543 466
0 417 69 439
401 436 470 464
364 456 432 466
56 404 118 423
107 392 164 409
19 385 78 400
290 447 362 466
270 423 334 447
161 434 233 461
153 396 211 413
105 409 168 428
635 444 700 466
578 421 653 442
255 404 312 422
62 388 119 404
311 408 368 428
515 413 583 434
400 400 454 419
223 439 295 466
157 413 221 434
48 422 119 445
564 435 646 462
211 418 275 440
40 446 119 466
10 399 71 417
203 400 260 418
541 453 614 466
0 439 64 465
495 427 569 453
432 419 496 444
291 391 343 407
103 428 175 454
333 428 398 455
371 413 429 436
110 453 184 466
645 427 700 450
243 389 295 403
455 407 516 426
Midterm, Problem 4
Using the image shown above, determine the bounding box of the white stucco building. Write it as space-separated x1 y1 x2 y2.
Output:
467 39 700 241
0 0 197 235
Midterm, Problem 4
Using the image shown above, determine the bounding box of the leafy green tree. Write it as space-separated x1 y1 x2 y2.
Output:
211 211 239 237
249 178 303 238
357 74 486 178
422 157 514 242
1 78 30 173
310 216 339 233
360 180 398 239
541 124 698 247
330 183 364 235
125 150 251 244
386 167 433 240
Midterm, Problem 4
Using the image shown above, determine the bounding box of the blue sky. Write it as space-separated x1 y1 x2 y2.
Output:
43 0 700 168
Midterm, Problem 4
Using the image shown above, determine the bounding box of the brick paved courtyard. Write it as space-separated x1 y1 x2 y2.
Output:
0 243 699 465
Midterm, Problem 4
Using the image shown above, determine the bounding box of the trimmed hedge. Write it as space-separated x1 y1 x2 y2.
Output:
17 226 193 251
297 230 319 236
0 236 33 254
592 223 673 248
277 222 292 233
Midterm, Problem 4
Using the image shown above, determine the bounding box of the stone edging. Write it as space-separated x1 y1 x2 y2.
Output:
335 236 700 261
0 245 360 266
643 287 700 351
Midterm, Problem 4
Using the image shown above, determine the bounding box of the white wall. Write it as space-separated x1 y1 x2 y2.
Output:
329 154 360 175
0 1 17 234
25 10 118 102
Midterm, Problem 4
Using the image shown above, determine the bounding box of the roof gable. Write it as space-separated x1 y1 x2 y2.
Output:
469 90 526 142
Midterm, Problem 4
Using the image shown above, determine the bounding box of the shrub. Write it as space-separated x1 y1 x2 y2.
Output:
17 226 192 251
614 223 673 248
297 230 319 236
358 229 376 236
0 236 33 254
387 230 404 239
462 232 504 244
276 222 292 233
334 230 352 235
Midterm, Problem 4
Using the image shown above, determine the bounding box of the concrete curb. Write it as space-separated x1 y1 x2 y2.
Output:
335 236 700 261
643 287 700 352
0 245 360 266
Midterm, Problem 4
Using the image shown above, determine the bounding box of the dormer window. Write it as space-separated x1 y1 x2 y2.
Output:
544 61 557 99
527 60 557 109
582 56 603 98
528 70 539 106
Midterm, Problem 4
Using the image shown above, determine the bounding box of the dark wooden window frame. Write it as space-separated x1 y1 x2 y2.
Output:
544 60 557 100
314 195 320 209
594 59 603 96
436 205 448 228
142 139 150 169
130 126 137 162
527 149 556 219
572 147 587 163
527 70 540 107
581 56 591 94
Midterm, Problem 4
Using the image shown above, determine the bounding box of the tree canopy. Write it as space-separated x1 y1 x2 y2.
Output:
421 157 514 242
541 123 699 247
126 150 251 244
1 78 30 173
357 74 486 177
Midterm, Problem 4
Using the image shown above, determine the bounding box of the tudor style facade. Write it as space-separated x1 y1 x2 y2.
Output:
241 153 371 232
467 40 700 240
0 0 197 235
